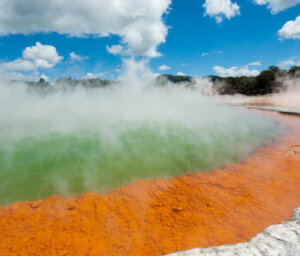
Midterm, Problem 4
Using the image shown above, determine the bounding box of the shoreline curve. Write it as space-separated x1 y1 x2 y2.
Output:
0 109 300 255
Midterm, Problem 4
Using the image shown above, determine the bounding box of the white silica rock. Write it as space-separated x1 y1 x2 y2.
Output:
166 207 300 256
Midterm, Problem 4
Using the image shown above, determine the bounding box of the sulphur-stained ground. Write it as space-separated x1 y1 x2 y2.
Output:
0 110 300 256
167 206 300 256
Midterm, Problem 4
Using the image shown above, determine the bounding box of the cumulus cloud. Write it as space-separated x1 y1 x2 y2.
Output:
1 59 36 71
279 15 300 39
84 72 105 79
106 45 124 55
22 42 62 65
0 68 47 82
278 58 299 68
253 0 300 13
0 0 171 57
203 0 240 23
69 52 88 62
248 61 262 66
177 72 186 76
158 65 171 71
213 65 260 77
1 42 63 71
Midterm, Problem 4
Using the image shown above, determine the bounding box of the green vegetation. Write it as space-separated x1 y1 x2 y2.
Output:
156 74 194 85
155 66 300 96
54 77 113 88
212 66 300 96
13 77 116 91
10 65 300 96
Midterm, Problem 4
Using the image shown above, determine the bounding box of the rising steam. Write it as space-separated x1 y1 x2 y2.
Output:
269 75 300 108
0 59 283 205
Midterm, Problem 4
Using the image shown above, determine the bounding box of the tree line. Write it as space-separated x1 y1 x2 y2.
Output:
211 66 300 96
10 65 300 96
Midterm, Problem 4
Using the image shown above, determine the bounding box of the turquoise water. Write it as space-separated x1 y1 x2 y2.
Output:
0 84 283 205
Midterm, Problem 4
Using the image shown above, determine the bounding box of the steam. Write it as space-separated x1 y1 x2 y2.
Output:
241 73 300 108
0 59 283 205
269 75 300 108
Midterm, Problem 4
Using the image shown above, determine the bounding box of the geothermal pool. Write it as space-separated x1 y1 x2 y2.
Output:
0 82 283 205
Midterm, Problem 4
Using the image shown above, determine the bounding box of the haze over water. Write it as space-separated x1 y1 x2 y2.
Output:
0 72 283 205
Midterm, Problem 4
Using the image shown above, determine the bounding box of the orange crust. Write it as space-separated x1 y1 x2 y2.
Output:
0 110 300 256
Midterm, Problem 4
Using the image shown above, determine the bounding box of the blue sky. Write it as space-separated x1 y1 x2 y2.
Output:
0 0 300 81
157 0 300 76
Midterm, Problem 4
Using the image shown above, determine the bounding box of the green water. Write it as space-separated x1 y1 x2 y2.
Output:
0 118 282 205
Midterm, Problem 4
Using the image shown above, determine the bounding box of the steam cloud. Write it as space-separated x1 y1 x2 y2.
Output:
270 75 300 108
0 59 283 205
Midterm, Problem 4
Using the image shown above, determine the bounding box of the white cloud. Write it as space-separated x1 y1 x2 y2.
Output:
0 0 171 58
1 59 36 71
85 72 105 79
177 72 186 76
279 15 300 40
202 50 223 56
203 0 240 23
40 74 49 82
69 52 88 62
0 68 45 82
23 42 62 65
106 45 124 55
1 42 63 71
158 65 171 71
278 59 298 68
253 0 300 14
213 65 260 77
248 61 262 66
